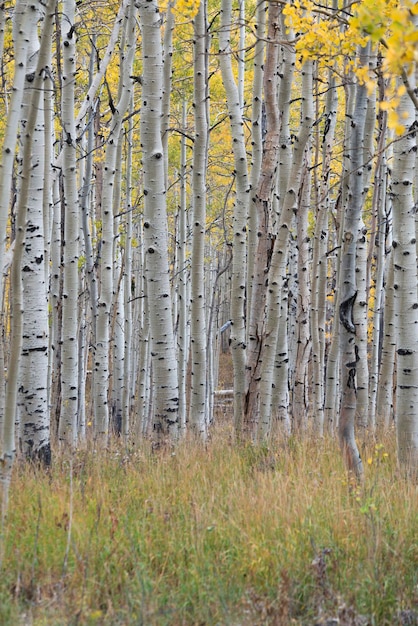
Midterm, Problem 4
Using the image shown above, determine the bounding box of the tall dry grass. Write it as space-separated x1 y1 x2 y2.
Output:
0 427 417 625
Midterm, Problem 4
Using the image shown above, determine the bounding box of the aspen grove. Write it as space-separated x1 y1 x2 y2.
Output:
1 0 418 506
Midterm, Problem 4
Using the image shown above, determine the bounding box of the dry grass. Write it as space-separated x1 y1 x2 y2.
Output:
0 427 417 625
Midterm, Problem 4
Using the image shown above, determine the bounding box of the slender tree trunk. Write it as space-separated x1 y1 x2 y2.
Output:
122 97 134 439
293 156 312 430
337 48 369 478
219 0 250 436
58 0 80 446
176 102 189 436
138 0 179 441
244 1 282 436
311 70 338 435
257 58 313 439
93 0 137 441
247 0 266 326
19 0 54 463
189 1 209 438
391 76 418 473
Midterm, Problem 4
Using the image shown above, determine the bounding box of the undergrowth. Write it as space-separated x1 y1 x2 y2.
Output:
0 427 417 625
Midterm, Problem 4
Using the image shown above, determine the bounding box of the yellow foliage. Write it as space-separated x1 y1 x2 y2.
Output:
283 0 417 136
173 0 200 20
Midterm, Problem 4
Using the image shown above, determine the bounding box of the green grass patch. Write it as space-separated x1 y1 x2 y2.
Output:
1 429 417 625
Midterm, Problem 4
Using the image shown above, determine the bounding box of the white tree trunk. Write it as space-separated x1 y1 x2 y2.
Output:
18 1 53 463
257 59 313 439
219 0 249 436
244 3 282 436
94 0 137 441
337 49 369 478
311 70 338 435
138 0 179 440
391 77 418 472
176 102 189 435
58 0 80 446
189 1 209 438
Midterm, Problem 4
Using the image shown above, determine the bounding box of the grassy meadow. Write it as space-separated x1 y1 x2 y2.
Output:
0 425 417 626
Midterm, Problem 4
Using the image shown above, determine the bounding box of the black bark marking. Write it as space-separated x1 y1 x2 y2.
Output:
339 292 357 334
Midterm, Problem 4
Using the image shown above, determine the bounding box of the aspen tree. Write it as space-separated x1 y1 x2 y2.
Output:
337 46 369 478
324 80 356 433
353 47 375 430
93 0 137 441
245 1 283 436
246 0 265 324
138 0 179 440
311 69 338 435
189 0 209 438
122 97 134 439
58 0 80 446
0 0 36 450
176 102 189 435
391 76 418 472
219 0 250 435
376 254 396 429
271 279 290 435
293 155 312 431
368 111 389 429
257 56 313 439
2 0 55 518
161 2 174 188
18 0 53 463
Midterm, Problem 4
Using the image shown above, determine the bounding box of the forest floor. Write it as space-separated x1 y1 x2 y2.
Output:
0 356 417 625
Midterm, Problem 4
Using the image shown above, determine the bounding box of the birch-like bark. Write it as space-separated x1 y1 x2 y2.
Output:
368 111 389 429
122 97 134 439
292 156 312 430
257 58 313 439
176 102 189 435
0 2 35 464
219 0 250 435
94 0 137 441
49 177 62 437
391 79 418 473
271 281 290 435
189 1 209 438
244 2 282 436
311 70 338 435
247 0 265 322
337 49 368 478
1 1 56 522
18 0 54 463
324 78 356 432
58 0 80 446
161 3 174 186
138 0 179 440
376 251 395 429
354 53 375 430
